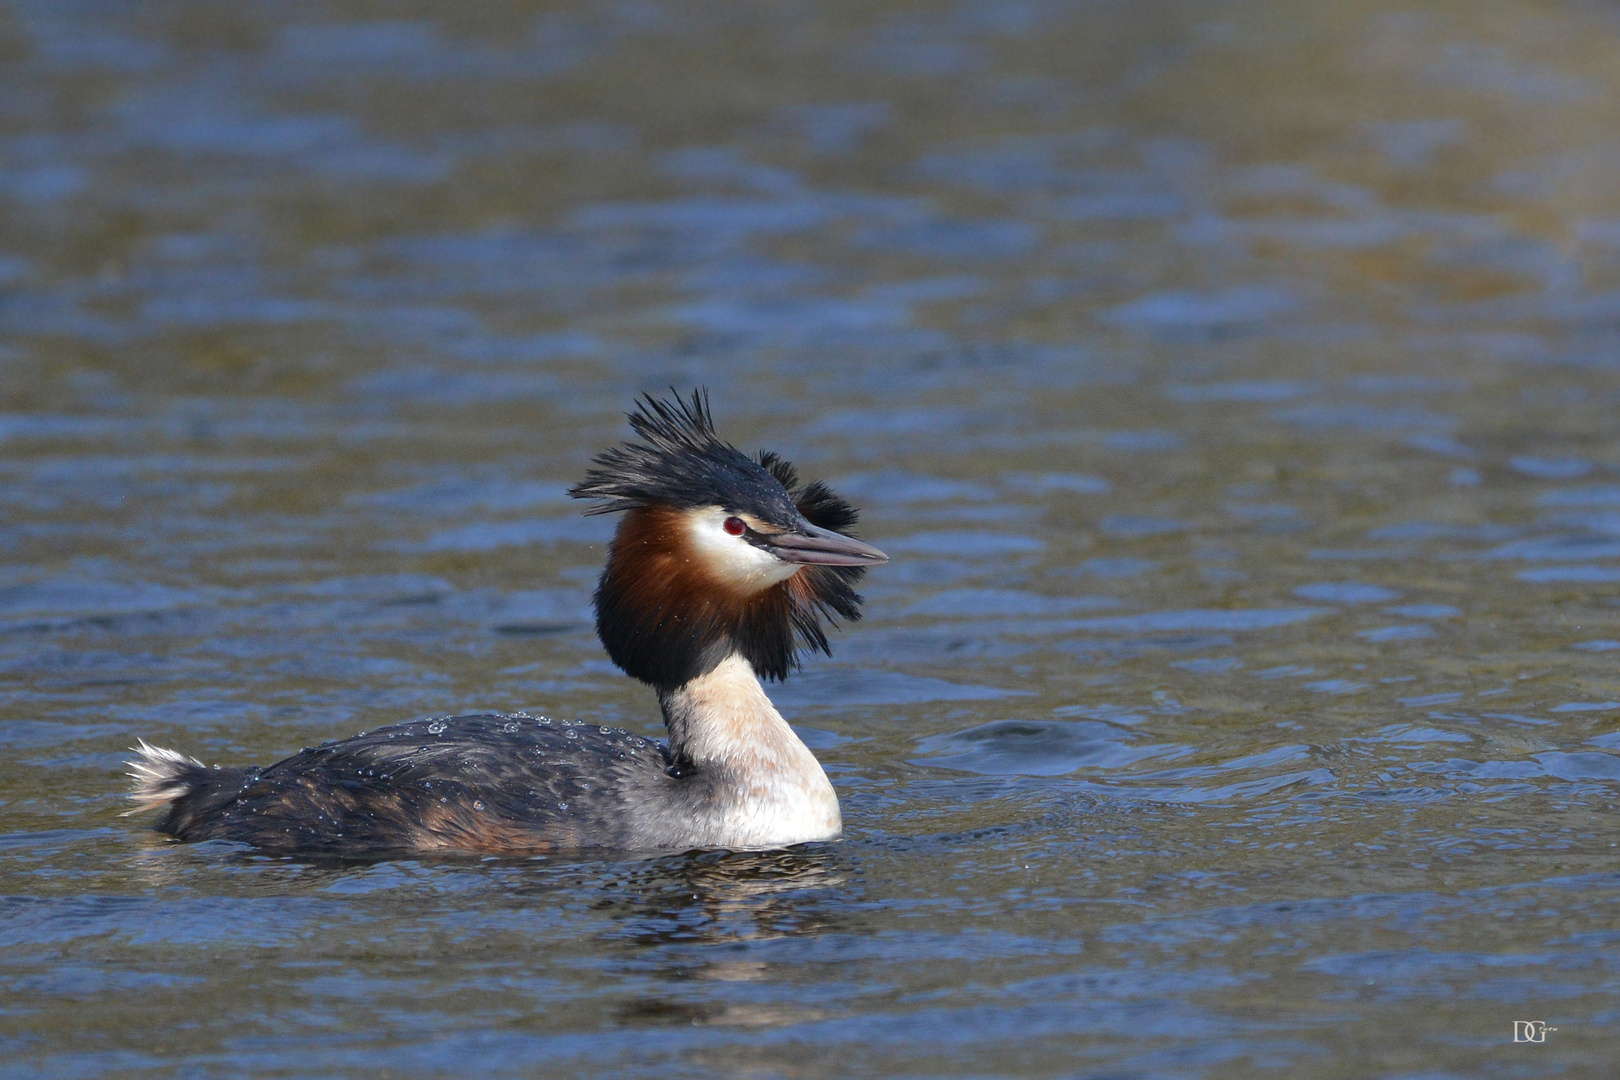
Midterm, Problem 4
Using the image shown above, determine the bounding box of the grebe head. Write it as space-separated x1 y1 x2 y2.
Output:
570 389 887 689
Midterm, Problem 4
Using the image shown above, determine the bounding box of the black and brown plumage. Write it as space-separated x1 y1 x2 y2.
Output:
125 390 887 855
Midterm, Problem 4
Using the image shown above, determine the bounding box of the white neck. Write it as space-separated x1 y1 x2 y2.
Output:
658 653 841 847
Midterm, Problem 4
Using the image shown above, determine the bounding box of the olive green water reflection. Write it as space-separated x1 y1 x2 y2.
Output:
3 0 1620 1075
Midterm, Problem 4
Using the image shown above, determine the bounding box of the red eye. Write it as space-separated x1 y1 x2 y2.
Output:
723 516 747 536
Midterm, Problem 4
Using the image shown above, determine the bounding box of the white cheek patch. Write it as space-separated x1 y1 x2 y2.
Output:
682 507 801 592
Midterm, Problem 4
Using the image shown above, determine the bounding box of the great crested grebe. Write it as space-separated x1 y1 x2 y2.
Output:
125 390 886 854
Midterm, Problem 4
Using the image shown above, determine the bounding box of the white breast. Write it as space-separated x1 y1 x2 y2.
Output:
660 653 842 848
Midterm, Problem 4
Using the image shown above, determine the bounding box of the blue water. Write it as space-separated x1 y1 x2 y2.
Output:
3 0 1619 1075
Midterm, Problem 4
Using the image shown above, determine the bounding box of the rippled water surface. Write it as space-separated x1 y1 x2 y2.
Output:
5 1 1620 1075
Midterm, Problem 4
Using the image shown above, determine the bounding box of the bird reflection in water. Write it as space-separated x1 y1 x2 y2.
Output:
599 845 850 1030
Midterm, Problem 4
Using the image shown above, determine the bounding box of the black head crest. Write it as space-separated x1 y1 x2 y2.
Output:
569 388 799 526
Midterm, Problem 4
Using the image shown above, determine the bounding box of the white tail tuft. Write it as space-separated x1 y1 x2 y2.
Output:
123 739 206 816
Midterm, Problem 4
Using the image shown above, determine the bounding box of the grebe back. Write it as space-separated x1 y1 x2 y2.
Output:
125 390 886 854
